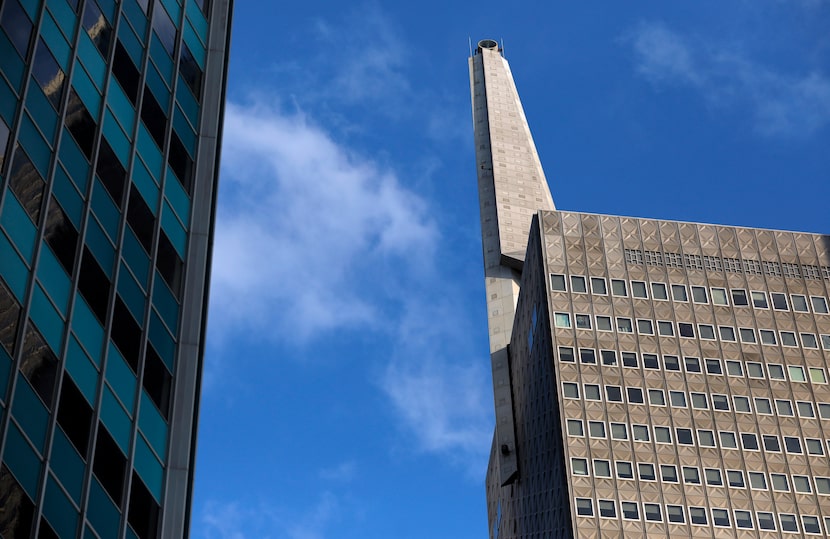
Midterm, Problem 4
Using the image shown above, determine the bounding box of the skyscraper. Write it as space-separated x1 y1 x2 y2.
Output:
471 39 830 538
0 0 231 535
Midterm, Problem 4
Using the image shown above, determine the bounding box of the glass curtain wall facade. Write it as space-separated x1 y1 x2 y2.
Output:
0 0 231 535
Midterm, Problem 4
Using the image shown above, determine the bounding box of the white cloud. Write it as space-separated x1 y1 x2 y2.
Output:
629 21 830 136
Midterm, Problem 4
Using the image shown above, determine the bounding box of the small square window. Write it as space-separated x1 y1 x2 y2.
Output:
746 362 764 378
611 279 627 297
811 296 829 314
574 314 592 329
718 326 736 341
669 391 687 407
631 281 648 298
691 393 709 409
566 419 583 436
705 468 723 486
748 471 767 490
684 357 701 373
797 401 815 417
734 396 751 413
572 458 589 476
666 505 685 524
802 515 821 534
739 327 756 343
780 513 798 532
810 368 827 383
549 274 566 291
642 353 659 369
822 334 830 350
711 287 728 305
598 499 616 518
776 399 794 416
771 473 789 491
575 498 593 516
771 292 788 310
760 329 778 345
651 282 668 300
595 316 612 331
593 459 611 478
802 333 819 349
788 365 806 382
757 511 776 530
663 355 680 371
657 320 674 336
610 423 628 440
820 403 830 419
636 319 653 335
584 384 601 401
671 284 688 301
588 421 606 438
698 324 715 340
705 358 722 374
660 464 678 482
683 466 701 484
792 294 809 312
678 323 694 338
600 350 617 366
712 394 730 410
590 277 607 295
632 424 650 441
554 312 571 328
627 387 644 404
785 437 803 455
616 461 633 479
725 360 743 376
727 470 745 488
768 364 785 380
605 385 623 402
616 317 633 333
691 286 708 303
732 289 748 306
638 463 656 481
649 389 665 406
793 474 811 492
762 435 781 452
558 346 575 363
712 508 730 527
815 476 830 494
806 439 824 456
579 348 596 364
676 428 693 445
562 383 579 399
570 276 587 293
654 426 671 443
741 432 759 450
621 352 638 368
621 501 639 521
698 429 716 447
644 503 662 522
735 510 753 529
751 290 768 308
689 507 707 525
754 398 773 415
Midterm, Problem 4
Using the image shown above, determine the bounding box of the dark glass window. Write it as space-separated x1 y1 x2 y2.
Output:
195 0 208 13
152 4 176 55
179 43 202 98
19 326 58 407
32 38 65 109
0 118 9 171
678 323 694 337
128 472 160 539
93 425 126 504
38 518 60 539
0 279 21 355
156 231 182 299
731 289 748 306
127 187 156 253
96 138 126 207
111 297 141 370
65 89 97 159
57 374 93 455
168 131 193 194
83 0 112 57
0 0 33 58
141 86 167 149
44 197 79 274
143 345 172 419
78 247 111 323
0 464 35 536
113 41 140 104
9 148 45 222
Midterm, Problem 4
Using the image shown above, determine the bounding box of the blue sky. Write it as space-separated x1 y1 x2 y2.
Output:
190 1 830 537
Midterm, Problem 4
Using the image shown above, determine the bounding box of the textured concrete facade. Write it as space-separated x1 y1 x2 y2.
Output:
473 43 830 539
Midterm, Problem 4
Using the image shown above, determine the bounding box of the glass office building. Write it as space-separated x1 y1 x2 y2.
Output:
471 40 830 538
0 0 231 535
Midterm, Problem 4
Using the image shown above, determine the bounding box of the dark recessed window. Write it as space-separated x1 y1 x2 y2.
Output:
0 464 35 536
111 297 141 370
127 186 156 253
96 138 126 207
141 86 167 149
57 373 93 455
93 425 126 504
82 0 111 57
78 246 111 322
44 197 79 274
168 131 193 194
128 472 160 539
9 148 45 222
152 4 176 56
179 43 202 99
113 41 140 104
0 279 20 356
19 325 58 408
38 517 60 539
65 89 97 159
156 231 183 299
0 118 9 171
32 38 65 109
143 345 172 420
0 0 33 58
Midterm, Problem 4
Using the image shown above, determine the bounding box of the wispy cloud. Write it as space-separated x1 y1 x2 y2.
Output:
628 21 830 137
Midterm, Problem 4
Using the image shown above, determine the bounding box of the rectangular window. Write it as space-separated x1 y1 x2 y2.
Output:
751 290 768 308
648 389 665 406
660 464 678 482
740 432 759 450
689 507 707 526
632 425 649 441
705 468 723 486
691 392 708 409
579 348 596 364
760 329 777 345
691 285 708 303
600 349 616 366
802 515 820 534
712 394 730 411
684 357 701 373
621 502 639 521
683 467 701 485
768 364 785 380
732 289 749 306
806 439 824 456
810 368 827 383
644 503 662 522
727 470 745 488
698 430 716 447
788 366 806 382
676 428 693 445
562 382 579 399
572 458 589 476
669 391 687 407
776 399 794 416
663 355 680 371
671 284 688 301
712 508 730 528
718 326 736 341
636 319 653 335
734 510 753 530
781 331 798 347
574 498 593 516
566 419 583 436
657 320 674 336
642 353 659 369
711 287 728 305
588 421 605 438
616 461 633 479
638 463 656 481
598 500 616 519
611 279 627 296
793 475 811 492
622 352 638 368
705 358 722 374
570 276 587 293
811 296 829 314
550 274 566 291
792 294 809 312
610 423 628 440
734 396 751 412
627 387 644 404
631 281 647 298
739 327 757 343
763 435 781 452
771 292 788 310
754 398 773 415
590 277 607 295
554 312 571 328
584 384 601 401
698 324 715 340
605 385 623 402
757 512 776 531
779 514 798 532
749 472 767 490
802 333 819 348
798 401 816 417
651 282 668 300
666 505 685 524
616 317 633 333
574 314 592 330
725 360 743 376
678 323 694 338
823 334 830 350
595 316 612 331
558 346 575 363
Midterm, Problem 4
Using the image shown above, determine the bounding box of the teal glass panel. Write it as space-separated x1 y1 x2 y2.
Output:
0 32 25 91
149 36 173 83
97 0 117 21
37 242 71 313
161 0 181 25
126 525 140 539
51 427 85 503
182 19 205 69
122 227 150 285
145 61 170 110
149 310 174 370
77 33 107 91
139 391 167 460
19 113 52 176
19 0 40 22
0 231 29 300
1 193 37 261
164 165 190 225
123 0 148 39
52 165 84 228
66 335 99 401
137 124 163 179
72 293 105 361
72 64 102 116
0 74 17 123
59 128 91 189
0 346 11 403
85 216 115 276
45 0 77 39
41 11 71 69
107 77 136 137
25 83 59 143
173 106 196 155
161 201 186 257
90 178 121 242
102 108 130 167
100 386 131 452
133 160 160 215
152 274 178 332
12 377 49 450
31 284 65 352
185 0 207 44
117 265 146 325
175 76 199 129
106 341 137 411
84 525 97 539
3 422 41 497
134 434 163 500
87 478 120 538
118 21 144 66
43 475 79 537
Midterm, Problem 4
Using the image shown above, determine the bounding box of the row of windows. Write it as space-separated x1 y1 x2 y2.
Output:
553 311 830 350
550 273 830 314
566 418 828 456
571 457 830 497
575 497 824 533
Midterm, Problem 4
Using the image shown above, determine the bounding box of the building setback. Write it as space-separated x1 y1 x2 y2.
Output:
471 39 830 538
0 0 231 535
